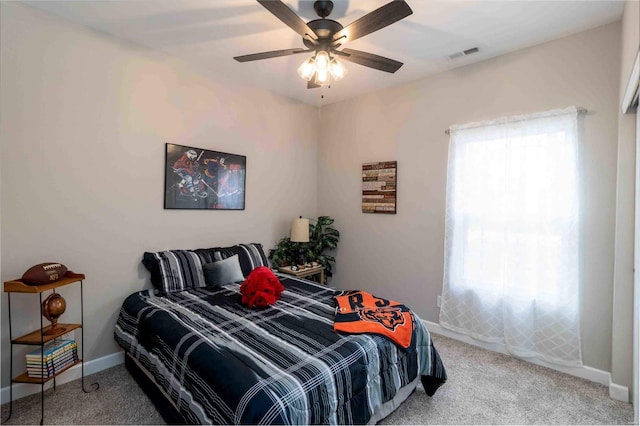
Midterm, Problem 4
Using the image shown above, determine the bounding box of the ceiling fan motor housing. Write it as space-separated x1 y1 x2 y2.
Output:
313 1 334 18
303 19 343 49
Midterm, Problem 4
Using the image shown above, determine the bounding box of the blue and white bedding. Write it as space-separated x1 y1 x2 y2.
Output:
114 275 446 424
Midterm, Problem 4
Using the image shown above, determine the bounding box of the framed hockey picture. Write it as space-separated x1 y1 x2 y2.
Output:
164 143 246 210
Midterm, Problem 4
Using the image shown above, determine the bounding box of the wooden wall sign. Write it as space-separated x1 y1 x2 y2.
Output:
362 161 397 214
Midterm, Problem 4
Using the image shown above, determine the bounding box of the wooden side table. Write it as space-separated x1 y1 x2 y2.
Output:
278 265 325 284
3 272 99 425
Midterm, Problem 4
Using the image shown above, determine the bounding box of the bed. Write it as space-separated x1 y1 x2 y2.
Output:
114 245 446 424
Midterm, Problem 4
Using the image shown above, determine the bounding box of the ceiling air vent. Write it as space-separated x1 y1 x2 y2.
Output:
448 47 479 60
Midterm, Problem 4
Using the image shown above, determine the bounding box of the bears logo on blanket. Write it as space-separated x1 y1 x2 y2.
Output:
334 290 415 349
361 307 405 331
240 266 284 309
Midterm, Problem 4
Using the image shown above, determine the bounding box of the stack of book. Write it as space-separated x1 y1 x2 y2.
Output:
26 338 78 379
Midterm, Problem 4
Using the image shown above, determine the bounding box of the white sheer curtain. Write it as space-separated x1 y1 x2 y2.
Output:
440 107 583 366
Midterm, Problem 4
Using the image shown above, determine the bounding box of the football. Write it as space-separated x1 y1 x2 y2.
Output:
22 263 68 285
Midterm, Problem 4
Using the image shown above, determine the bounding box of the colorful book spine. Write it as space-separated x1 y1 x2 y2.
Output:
26 350 78 370
27 345 77 366
27 348 78 368
27 354 78 378
26 339 76 361
26 342 77 365
25 339 79 378
27 356 78 378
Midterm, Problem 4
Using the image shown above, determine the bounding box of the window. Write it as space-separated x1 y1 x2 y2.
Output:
440 107 583 366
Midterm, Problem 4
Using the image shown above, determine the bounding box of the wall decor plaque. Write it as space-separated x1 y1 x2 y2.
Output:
164 143 246 210
362 161 397 214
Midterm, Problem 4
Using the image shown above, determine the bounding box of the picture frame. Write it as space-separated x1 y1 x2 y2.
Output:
362 161 397 214
164 143 246 210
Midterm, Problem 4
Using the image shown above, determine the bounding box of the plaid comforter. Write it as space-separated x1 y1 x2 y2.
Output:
114 275 446 424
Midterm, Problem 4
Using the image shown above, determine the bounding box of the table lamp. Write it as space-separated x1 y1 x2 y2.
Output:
291 216 309 266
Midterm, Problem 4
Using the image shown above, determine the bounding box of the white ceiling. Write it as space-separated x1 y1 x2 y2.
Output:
24 0 624 107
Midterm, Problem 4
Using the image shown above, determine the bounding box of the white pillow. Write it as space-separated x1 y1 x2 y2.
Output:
203 255 245 286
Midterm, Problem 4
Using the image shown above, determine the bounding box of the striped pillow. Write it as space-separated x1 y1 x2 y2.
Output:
232 243 269 276
212 243 269 277
142 250 208 293
192 248 218 264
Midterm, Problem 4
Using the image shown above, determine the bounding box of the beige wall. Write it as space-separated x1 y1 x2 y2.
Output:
318 22 622 374
612 0 639 396
0 3 319 387
1 0 632 395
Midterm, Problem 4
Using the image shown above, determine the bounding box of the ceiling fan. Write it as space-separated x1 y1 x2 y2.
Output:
234 0 413 89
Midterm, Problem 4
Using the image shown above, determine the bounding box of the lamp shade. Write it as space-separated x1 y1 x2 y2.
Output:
290 217 309 242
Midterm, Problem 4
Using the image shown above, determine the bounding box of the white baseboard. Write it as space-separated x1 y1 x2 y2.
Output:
423 320 630 403
609 382 630 402
1 351 124 405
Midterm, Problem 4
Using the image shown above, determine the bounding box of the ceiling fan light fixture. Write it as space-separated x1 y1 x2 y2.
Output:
314 51 330 71
315 68 329 84
329 58 346 81
297 57 316 81
299 50 343 86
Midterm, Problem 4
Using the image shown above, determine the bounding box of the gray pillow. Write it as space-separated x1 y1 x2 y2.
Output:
203 255 245 287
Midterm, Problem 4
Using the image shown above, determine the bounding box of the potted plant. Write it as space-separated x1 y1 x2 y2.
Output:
305 216 339 282
268 236 299 269
269 216 340 283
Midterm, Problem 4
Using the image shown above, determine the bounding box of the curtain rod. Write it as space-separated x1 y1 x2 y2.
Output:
444 107 588 135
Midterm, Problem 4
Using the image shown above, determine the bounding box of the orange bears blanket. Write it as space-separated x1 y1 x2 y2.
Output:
333 290 414 349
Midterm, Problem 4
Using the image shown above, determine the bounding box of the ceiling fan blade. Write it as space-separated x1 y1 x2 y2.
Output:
307 80 321 89
257 0 318 41
234 48 310 62
338 48 403 73
332 0 413 44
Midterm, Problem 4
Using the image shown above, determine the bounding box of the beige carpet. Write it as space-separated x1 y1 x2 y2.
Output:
1 334 633 425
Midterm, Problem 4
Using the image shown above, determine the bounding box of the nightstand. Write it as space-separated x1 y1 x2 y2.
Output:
278 265 325 284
